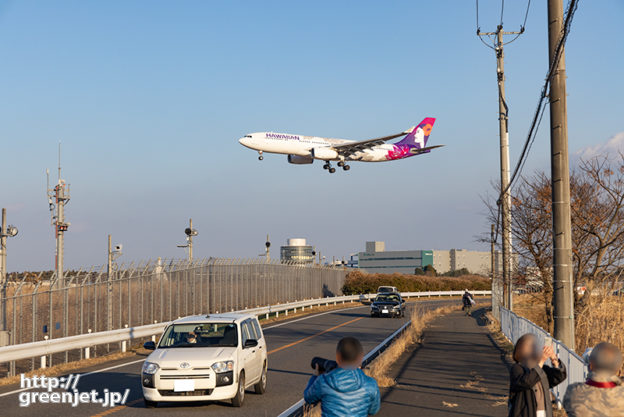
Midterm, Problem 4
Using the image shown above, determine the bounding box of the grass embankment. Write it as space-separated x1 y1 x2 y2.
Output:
342 270 491 295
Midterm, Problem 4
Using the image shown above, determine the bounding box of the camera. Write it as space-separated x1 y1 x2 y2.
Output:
114 244 123 252
310 356 338 374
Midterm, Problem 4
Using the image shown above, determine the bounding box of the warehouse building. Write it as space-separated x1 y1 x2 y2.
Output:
357 241 500 275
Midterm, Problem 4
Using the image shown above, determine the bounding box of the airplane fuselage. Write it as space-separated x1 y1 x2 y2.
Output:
239 132 420 163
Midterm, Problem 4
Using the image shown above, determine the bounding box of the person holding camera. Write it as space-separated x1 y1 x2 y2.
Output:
508 333 567 417
304 337 380 417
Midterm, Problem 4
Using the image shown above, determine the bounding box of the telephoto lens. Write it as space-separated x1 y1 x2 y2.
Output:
310 357 338 374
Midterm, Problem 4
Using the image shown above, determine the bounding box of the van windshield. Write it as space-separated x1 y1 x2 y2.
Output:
158 323 238 348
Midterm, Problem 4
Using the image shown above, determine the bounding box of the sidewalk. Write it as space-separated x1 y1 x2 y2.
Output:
377 308 510 417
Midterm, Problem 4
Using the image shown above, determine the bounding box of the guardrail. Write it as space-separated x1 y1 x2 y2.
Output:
500 307 586 405
0 290 490 370
277 319 413 417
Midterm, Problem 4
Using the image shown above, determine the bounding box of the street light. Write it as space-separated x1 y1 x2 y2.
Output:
177 219 198 262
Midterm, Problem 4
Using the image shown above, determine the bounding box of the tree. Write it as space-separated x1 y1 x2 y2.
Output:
424 264 437 277
482 153 624 333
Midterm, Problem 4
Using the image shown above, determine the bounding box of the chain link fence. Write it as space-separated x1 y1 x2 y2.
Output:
0 258 347 376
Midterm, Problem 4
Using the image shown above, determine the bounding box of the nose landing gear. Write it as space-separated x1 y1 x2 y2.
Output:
258 151 263 161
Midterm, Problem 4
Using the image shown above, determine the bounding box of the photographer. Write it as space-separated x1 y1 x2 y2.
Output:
304 337 380 417
508 333 567 417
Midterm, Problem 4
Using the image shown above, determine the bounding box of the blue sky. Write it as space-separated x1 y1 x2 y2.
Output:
1 0 622 271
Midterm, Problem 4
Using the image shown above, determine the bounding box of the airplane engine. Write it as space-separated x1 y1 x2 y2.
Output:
312 147 338 160
287 154 314 164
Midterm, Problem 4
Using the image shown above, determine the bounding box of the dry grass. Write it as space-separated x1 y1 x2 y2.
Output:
364 305 458 387
0 350 138 387
513 293 624 374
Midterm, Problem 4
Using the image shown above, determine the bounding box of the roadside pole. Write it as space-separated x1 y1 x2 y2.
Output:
548 0 575 349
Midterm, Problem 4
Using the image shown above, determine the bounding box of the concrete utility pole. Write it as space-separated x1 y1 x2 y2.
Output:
1 209 7 335
107 235 122 331
178 219 198 263
188 218 194 262
478 25 523 311
265 234 271 263
46 144 70 289
107 235 113 332
0 208 18 339
547 0 575 348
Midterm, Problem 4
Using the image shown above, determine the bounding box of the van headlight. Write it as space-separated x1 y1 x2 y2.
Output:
142 361 160 375
211 360 234 373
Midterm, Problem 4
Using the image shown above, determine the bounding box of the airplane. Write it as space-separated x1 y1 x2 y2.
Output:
238 117 442 173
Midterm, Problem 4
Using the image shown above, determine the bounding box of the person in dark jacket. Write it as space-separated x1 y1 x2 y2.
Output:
462 290 474 315
304 337 380 417
508 333 567 417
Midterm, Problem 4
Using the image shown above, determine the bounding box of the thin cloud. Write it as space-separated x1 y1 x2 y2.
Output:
575 132 624 160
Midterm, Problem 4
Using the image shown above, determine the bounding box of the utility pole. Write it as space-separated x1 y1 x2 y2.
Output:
265 234 271 263
548 0 575 348
107 235 122 331
188 218 194 262
0 209 19 339
46 144 70 289
178 219 198 263
478 25 523 311
107 235 113 332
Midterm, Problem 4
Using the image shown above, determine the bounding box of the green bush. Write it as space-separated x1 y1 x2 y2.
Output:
341 270 491 295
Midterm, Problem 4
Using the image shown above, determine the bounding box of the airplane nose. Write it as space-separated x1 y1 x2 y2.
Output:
238 137 246 145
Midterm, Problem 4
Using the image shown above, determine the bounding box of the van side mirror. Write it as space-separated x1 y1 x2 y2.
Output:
143 341 156 350
244 339 258 348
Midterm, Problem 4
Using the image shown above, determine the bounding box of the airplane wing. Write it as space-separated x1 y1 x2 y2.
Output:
332 128 415 156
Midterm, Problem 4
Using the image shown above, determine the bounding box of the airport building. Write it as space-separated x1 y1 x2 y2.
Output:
280 238 315 264
357 241 500 275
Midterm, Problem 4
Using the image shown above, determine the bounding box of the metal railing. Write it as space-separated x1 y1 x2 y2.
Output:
0 258 346 375
500 307 586 405
0 290 490 376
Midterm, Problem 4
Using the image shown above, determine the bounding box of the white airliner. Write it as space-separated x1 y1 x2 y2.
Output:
238 118 442 173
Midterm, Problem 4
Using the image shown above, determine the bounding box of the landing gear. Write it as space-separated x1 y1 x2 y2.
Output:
343 165 350 171
322 161 340 174
258 151 263 161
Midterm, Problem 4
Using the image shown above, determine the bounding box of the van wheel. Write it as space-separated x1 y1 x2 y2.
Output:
254 362 267 394
232 371 245 407
144 399 158 408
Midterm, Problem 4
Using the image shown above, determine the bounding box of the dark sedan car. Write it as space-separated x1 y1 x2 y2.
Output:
370 292 405 318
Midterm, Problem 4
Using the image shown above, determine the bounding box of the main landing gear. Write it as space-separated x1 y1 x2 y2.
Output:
258 151 263 161
323 161 350 174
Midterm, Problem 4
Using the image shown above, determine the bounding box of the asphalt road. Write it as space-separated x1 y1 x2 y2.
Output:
0 298 457 417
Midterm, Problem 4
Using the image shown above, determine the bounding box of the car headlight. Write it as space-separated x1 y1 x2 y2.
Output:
212 360 234 373
142 361 160 375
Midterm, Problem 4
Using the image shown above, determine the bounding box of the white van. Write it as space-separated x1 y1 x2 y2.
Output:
141 313 267 408
377 286 398 294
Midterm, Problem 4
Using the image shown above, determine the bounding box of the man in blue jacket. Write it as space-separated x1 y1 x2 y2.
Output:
304 337 380 417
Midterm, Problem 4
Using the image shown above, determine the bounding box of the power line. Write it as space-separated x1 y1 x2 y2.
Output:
499 0 580 202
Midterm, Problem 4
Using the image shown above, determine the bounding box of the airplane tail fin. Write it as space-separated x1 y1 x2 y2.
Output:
397 117 436 149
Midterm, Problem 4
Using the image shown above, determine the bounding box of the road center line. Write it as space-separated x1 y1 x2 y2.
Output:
268 317 364 355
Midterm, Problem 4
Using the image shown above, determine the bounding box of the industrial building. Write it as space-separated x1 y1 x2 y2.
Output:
280 238 315 264
357 241 501 275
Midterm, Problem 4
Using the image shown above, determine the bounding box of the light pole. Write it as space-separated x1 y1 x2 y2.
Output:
0 208 19 337
107 235 122 331
177 218 198 263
